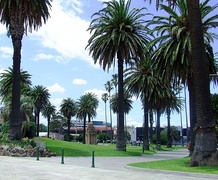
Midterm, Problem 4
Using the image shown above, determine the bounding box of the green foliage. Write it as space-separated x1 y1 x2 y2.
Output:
63 133 74 141
0 133 10 144
0 135 36 148
22 121 36 138
97 132 110 143
39 123 47 132
76 134 83 142
1 121 9 134
152 126 180 145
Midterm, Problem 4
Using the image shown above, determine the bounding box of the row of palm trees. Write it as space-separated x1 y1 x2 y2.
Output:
86 0 218 166
0 68 100 143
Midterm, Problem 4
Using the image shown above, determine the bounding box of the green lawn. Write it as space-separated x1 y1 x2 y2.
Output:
38 137 185 157
129 157 218 174
38 137 157 156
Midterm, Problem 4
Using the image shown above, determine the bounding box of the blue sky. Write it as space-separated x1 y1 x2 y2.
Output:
0 0 217 128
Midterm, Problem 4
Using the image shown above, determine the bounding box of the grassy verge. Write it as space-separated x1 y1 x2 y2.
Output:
129 157 218 174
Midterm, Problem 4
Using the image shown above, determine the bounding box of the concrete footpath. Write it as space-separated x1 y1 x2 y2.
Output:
0 149 218 180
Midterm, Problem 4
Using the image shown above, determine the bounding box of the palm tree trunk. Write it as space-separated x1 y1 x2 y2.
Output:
166 107 172 148
9 35 22 140
188 76 196 156
47 117 50 138
83 116 86 144
187 0 218 166
116 51 126 151
143 97 149 150
149 110 154 142
36 111 40 137
156 109 161 150
104 102 108 142
67 117 71 141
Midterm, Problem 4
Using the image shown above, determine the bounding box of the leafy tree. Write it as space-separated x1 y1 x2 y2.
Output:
86 0 149 151
50 119 62 133
0 0 51 140
60 98 77 141
39 123 46 132
31 85 50 137
42 102 56 138
97 132 110 143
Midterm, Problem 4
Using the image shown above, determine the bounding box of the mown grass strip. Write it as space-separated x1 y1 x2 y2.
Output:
128 157 218 174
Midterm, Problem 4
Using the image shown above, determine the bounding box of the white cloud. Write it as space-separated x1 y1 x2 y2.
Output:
72 78 87 85
47 83 65 93
30 0 98 67
0 46 13 58
50 98 63 110
34 53 55 61
84 88 106 100
127 118 143 128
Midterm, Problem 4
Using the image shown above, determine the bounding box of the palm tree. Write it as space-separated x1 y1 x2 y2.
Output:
0 0 51 140
146 0 218 166
85 92 99 123
111 74 118 94
86 0 149 151
31 85 50 137
77 93 99 144
164 87 183 148
0 67 32 104
102 93 109 139
42 102 56 138
105 81 113 142
60 98 77 141
124 55 157 150
110 91 133 129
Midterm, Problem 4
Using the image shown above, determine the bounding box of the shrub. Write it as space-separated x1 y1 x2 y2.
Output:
1 122 9 134
22 121 36 138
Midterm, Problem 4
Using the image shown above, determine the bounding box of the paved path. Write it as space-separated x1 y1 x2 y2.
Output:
0 149 218 180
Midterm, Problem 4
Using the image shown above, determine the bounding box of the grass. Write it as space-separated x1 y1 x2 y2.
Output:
38 137 185 157
129 157 218 174
38 137 157 156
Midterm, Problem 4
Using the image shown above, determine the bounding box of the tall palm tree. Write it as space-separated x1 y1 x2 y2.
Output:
85 92 99 123
0 0 51 140
124 55 157 150
164 87 183 148
111 74 118 94
60 98 77 141
146 0 218 166
105 81 113 142
31 85 50 137
42 102 56 138
102 93 109 139
86 0 149 151
77 93 99 144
